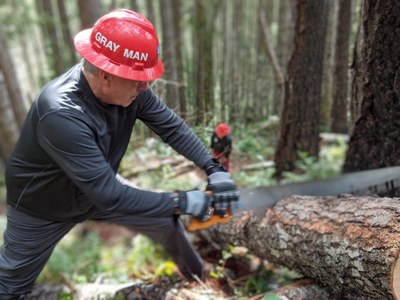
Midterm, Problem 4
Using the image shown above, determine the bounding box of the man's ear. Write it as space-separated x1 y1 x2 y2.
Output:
100 71 111 85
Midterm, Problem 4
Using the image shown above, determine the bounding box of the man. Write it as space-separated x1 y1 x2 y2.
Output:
211 123 233 172
0 9 239 299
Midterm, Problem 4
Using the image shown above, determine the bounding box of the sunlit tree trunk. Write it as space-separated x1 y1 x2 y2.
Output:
274 0 328 177
344 1 400 172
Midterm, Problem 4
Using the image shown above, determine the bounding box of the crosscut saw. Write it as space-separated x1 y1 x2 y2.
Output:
187 166 400 231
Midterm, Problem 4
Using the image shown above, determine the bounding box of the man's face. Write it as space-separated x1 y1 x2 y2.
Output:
102 74 148 107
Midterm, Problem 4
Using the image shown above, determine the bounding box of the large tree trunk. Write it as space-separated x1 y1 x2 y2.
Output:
205 195 400 299
344 1 400 172
274 0 328 177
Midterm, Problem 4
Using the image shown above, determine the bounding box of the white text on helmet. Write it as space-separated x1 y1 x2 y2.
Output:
123 49 149 61
95 32 121 52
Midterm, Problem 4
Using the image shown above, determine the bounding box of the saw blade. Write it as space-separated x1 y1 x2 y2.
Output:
237 166 400 212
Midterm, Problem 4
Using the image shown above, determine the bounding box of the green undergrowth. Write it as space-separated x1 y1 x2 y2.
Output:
37 230 174 285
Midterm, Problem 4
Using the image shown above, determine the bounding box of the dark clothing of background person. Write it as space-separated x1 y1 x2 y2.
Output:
211 132 232 171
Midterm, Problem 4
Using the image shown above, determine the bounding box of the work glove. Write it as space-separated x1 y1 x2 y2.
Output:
173 190 213 221
204 159 240 214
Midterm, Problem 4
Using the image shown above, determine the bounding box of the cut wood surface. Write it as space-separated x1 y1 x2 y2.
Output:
204 195 400 299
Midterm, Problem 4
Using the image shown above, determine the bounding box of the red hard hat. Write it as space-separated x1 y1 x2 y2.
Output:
215 123 231 138
74 9 164 81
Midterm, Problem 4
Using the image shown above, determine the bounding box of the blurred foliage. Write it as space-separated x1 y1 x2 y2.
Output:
37 232 103 284
38 229 174 285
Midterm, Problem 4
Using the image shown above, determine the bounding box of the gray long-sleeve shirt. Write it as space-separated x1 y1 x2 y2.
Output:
6 64 212 222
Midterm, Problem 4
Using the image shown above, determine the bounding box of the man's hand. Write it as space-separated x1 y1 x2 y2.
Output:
173 190 213 221
206 171 239 214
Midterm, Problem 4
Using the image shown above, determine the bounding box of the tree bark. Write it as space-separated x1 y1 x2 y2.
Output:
274 0 328 177
0 73 20 165
77 0 103 29
35 0 65 76
344 1 400 172
57 0 77 67
330 0 352 134
205 195 400 299
160 0 180 112
172 0 187 118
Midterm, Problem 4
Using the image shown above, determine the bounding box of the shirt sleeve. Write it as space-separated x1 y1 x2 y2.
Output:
37 111 174 217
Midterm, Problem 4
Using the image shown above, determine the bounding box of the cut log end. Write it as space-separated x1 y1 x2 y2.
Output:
392 252 400 300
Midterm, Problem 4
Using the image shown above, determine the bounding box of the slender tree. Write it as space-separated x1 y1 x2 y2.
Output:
0 24 26 129
0 73 19 164
172 0 186 118
77 0 103 29
160 0 180 112
193 0 216 124
57 0 78 68
330 0 352 133
35 0 65 76
320 0 337 131
344 1 400 171
274 0 329 177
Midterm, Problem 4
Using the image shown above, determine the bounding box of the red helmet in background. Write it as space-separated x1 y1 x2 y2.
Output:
215 123 231 138
74 9 164 81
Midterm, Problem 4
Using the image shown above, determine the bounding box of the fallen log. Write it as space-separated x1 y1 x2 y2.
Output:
204 195 400 299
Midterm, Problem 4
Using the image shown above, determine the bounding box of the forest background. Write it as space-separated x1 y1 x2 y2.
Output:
0 0 399 298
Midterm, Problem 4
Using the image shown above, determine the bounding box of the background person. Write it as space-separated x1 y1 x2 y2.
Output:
211 123 233 172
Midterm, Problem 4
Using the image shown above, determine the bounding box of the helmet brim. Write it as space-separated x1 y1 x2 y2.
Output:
74 29 164 82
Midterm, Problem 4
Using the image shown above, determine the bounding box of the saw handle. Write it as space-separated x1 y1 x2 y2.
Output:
186 191 232 231
187 210 232 232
